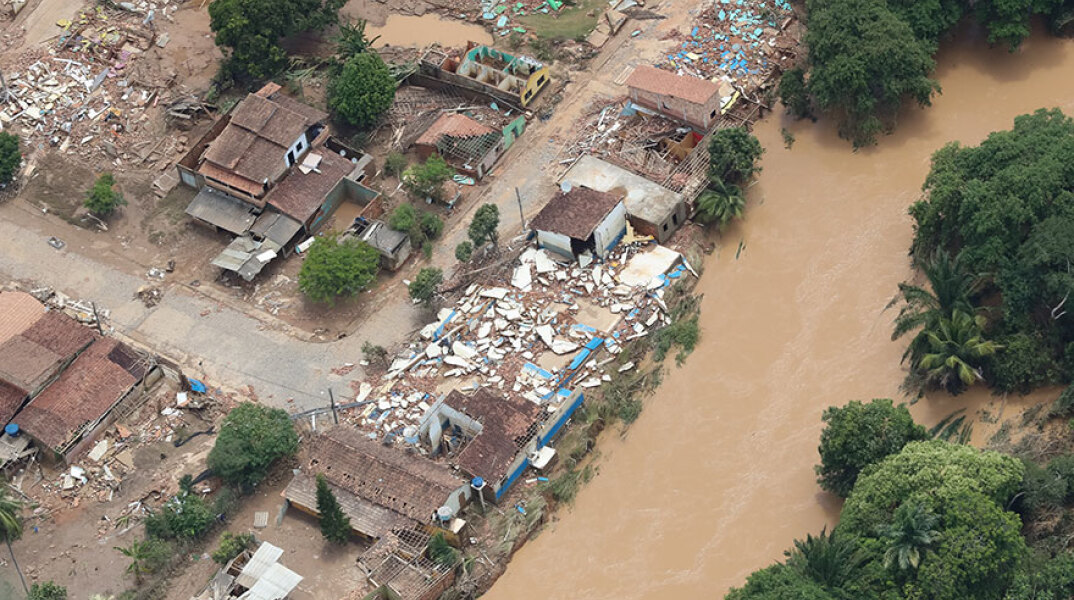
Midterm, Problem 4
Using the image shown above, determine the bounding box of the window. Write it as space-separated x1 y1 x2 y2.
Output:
286 150 296 166
710 109 717 119
672 214 679 226
662 223 668 232
536 74 546 86
295 138 304 152
524 89 533 100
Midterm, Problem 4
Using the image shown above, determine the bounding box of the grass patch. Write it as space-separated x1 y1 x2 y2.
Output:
652 289 702 366
518 0 604 41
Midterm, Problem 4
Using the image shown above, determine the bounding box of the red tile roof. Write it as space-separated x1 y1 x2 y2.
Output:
529 186 623 240
447 388 544 482
21 312 96 358
16 339 137 451
415 113 496 147
0 380 27 426
0 292 45 345
266 149 355 224
625 65 719 105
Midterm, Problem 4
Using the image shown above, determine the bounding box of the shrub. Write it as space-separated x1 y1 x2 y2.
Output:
403 155 454 201
145 492 214 540
298 234 381 303
427 533 458 568
420 212 444 239
384 151 407 177
455 241 473 262
987 333 1060 395
388 203 417 232
212 532 255 564
409 267 443 304
778 68 811 119
708 127 763 185
329 52 396 129
361 342 389 368
0 132 20 185
468 204 499 247
29 582 67 600
115 538 172 584
207 403 299 490
84 173 127 216
1053 386 1074 418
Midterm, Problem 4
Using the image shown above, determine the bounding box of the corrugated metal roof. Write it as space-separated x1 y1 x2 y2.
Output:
235 543 284 589
239 562 303 600
185 187 258 235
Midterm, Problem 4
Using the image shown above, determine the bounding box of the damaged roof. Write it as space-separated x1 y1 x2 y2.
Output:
285 472 411 539
625 65 719 105
416 113 496 146
446 388 544 482
16 339 140 451
0 293 97 394
529 186 623 241
266 150 355 224
307 427 463 523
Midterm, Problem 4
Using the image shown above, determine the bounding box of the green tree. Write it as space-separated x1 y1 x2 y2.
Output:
388 203 417 232
403 154 454 201
315 474 351 544
0 132 20 185
455 241 473 262
409 267 443 305
145 492 214 540
329 52 396 129
803 0 939 147
210 0 345 81
784 527 864 589
298 234 381 303
28 581 67 600
815 399 928 498
880 501 940 570
211 531 255 564
334 18 379 59
83 173 126 217
207 403 299 490
468 204 500 247
426 533 458 568
726 563 836 600
917 310 1001 395
115 539 172 585
987 332 1060 394
384 151 408 178
778 68 811 119
696 181 746 227
707 127 763 185
0 486 26 596
420 212 444 239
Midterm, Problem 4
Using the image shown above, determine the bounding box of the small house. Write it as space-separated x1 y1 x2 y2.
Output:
529 185 626 260
625 65 720 131
342 218 412 272
418 44 550 108
414 112 524 181
562 155 687 243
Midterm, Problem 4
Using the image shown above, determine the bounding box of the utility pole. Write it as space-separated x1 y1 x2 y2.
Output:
91 302 104 335
515 187 525 233
0 68 8 104
328 388 338 424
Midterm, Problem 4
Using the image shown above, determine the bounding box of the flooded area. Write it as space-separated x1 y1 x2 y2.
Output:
483 25 1074 600
366 14 492 48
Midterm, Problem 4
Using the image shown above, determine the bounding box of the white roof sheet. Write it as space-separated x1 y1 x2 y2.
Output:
235 542 284 589
238 562 303 600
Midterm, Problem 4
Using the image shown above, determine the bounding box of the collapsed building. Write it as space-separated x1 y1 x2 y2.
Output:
418 43 550 109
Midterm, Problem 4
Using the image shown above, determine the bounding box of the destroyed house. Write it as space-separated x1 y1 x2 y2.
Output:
185 82 328 205
342 219 412 272
625 65 720 131
419 44 549 108
563 155 688 243
199 541 303 600
529 185 627 260
0 292 97 424
414 112 524 181
285 427 469 540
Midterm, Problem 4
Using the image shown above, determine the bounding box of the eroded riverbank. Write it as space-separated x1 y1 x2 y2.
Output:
483 24 1074 600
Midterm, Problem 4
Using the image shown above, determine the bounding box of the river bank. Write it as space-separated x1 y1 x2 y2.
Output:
481 23 1074 600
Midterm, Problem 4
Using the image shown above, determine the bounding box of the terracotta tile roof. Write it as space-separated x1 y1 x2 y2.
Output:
625 65 719 105
20 312 96 358
529 186 623 240
415 113 496 147
285 472 411 539
306 427 463 523
0 380 27 426
446 388 544 482
198 161 266 199
0 336 63 392
16 339 137 451
266 149 355 224
201 129 287 195
0 292 45 345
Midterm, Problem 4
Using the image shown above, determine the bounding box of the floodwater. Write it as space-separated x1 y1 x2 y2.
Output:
366 14 492 48
483 25 1074 600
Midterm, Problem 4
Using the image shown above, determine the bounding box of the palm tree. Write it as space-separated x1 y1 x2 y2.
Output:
115 540 158 585
784 526 864 589
0 485 26 596
880 501 941 570
697 180 746 227
917 309 1001 394
891 250 983 365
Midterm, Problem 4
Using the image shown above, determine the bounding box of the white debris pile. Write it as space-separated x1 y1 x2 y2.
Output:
340 242 698 442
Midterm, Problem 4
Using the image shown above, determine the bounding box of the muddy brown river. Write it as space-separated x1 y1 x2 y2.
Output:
483 25 1074 600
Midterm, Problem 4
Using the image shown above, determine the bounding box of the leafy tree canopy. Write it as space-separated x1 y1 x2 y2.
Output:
316 474 352 544
207 403 299 490
298 234 381 303
84 173 126 217
468 203 500 247
329 52 396 129
0 132 20 185
815 399 929 498
409 267 443 305
403 154 454 201
708 127 763 184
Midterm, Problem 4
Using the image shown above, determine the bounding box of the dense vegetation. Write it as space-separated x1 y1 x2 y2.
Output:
728 397 1074 600
328 52 397 129
207 403 299 490
785 0 1074 146
698 127 763 227
0 132 20 185
298 234 382 303
892 109 1074 395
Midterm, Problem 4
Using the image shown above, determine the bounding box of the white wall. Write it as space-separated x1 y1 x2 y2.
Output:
537 230 574 259
284 133 309 167
592 202 627 258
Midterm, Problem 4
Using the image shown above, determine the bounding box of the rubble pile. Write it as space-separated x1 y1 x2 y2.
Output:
659 0 797 90
27 285 110 329
338 241 697 442
0 1 200 169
